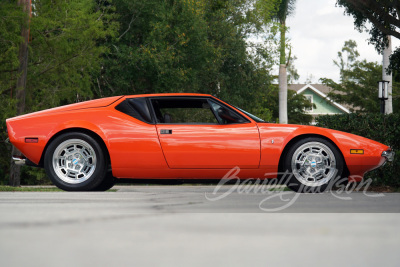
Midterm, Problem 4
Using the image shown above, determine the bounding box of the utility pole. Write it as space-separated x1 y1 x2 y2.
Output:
9 0 31 186
383 35 393 114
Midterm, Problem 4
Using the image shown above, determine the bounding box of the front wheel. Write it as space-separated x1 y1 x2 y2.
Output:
44 132 108 191
283 137 344 193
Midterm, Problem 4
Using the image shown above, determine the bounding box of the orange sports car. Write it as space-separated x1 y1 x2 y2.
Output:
6 93 394 192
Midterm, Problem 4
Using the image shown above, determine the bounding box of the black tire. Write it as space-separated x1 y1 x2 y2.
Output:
283 137 344 193
44 132 108 191
92 172 116 191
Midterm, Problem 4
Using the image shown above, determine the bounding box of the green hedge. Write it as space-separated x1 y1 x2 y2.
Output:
316 113 400 188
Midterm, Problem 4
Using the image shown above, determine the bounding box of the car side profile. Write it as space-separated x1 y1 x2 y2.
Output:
6 93 394 192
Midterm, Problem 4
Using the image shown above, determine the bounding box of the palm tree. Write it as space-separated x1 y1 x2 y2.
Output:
276 0 296 124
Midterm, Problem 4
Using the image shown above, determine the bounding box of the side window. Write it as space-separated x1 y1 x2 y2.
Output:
209 100 248 124
151 98 218 124
115 98 153 123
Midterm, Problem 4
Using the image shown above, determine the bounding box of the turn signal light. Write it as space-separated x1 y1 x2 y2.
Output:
350 149 364 154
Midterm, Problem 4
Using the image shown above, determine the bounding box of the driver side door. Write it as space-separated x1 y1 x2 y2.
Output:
151 97 261 169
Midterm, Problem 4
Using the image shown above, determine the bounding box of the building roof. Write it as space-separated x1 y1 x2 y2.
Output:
289 84 351 113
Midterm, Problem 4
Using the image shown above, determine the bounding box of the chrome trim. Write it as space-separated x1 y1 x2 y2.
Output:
12 156 26 166
382 150 395 162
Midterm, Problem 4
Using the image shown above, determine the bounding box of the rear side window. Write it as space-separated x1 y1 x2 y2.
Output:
115 98 153 124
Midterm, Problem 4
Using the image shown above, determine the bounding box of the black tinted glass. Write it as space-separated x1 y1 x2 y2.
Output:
151 98 218 124
115 98 152 123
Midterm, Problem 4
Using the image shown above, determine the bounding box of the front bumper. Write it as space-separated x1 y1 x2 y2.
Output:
382 149 395 162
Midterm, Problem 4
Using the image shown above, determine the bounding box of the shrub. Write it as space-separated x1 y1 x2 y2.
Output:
316 113 400 188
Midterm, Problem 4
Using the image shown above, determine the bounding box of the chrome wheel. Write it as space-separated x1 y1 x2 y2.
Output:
52 139 97 184
291 142 337 187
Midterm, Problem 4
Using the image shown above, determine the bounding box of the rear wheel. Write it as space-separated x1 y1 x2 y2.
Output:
283 137 344 193
44 132 107 191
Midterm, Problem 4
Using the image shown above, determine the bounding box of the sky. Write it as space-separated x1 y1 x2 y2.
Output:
286 0 399 83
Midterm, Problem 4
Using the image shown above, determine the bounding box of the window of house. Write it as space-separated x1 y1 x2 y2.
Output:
304 94 313 112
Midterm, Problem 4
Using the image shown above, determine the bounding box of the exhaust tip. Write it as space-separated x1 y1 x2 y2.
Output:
12 156 26 166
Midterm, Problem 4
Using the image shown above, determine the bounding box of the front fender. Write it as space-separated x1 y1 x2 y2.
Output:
257 124 389 180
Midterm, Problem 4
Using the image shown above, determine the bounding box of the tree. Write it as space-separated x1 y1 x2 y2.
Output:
337 0 400 41
98 0 277 111
256 84 314 124
320 40 395 113
337 0 400 113
287 55 299 84
8 0 30 186
333 39 359 82
256 0 297 124
0 0 117 185
26 0 117 111
274 0 296 124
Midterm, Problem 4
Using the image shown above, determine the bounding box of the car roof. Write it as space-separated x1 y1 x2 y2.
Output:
125 93 213 98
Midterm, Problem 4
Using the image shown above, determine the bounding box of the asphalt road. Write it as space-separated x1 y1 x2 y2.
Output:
1 185 400 266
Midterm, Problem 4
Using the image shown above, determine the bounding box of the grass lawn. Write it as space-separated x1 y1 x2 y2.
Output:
0 186 63 192
0 186 118 192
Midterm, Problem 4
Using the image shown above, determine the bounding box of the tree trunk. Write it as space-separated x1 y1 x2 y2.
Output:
278 21 288 124
9 0 30 187
383 35 392 114
279 64 288 124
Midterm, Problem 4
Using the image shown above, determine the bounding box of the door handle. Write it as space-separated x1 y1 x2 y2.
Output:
160 129 172 134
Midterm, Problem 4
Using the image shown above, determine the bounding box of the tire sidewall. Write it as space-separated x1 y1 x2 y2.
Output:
44 132 107 191
284 137 344 193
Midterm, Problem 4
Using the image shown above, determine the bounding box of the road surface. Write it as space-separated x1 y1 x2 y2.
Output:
0 185 399 266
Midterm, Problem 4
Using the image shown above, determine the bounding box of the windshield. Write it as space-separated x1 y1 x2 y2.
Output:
234 106 265 123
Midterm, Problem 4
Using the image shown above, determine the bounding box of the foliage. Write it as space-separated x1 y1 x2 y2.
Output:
316 113 400 187
272 0 296 65
287 55 299 84
27 0 118 110
337 0 400 72
0 0 118 185
321 61 382 113
333 39 359 82
256 85 314 124
321 40 400 113
97 0 281 111
0 0 315 185
0 0 24 184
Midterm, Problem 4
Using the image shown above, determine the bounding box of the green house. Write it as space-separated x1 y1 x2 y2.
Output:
289 84 350 124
